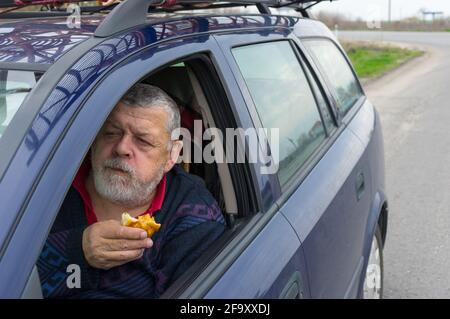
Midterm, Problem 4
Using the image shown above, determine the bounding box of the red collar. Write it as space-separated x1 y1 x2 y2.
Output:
72 160 166 225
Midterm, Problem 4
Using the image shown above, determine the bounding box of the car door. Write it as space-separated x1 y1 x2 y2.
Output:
203 27 330 299
214 26 374 298
0 31 232 298
0 25 307 298
169 28 310 299
276 36 374 298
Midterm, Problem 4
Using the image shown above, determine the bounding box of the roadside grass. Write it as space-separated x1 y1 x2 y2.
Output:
341 41 423 79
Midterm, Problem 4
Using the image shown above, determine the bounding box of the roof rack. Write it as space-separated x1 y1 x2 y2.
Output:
94 0 280 37
0 0 86 9
0 0 335 34
273 0 336 18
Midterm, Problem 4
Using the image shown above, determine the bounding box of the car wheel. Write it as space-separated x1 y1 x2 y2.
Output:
363 225 383 299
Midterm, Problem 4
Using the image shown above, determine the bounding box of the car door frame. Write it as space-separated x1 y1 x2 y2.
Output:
280 34 378 297
297 36 388 297
1 26 297 298
195 27 321 299
0 32 249 298
213 24 375 298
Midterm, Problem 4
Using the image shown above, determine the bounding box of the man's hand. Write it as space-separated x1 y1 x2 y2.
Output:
82 220 153 270
101 0 121 6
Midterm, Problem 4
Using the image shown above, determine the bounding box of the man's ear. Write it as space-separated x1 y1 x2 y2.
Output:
164 140 183 173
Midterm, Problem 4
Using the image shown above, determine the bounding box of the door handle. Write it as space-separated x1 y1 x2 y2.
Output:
356 171 365 201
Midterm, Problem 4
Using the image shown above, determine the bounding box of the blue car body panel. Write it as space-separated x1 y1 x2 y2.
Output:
0 24 283 296
205 212 309 298
0 13 387 298
0 14 299 65
279 106 372 298
0 16 101 64
349 101 387 297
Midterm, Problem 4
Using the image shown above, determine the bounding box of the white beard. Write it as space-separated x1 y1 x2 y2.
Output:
92 157 164 208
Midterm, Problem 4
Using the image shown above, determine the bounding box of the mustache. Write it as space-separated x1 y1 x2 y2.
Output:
102 158 135 177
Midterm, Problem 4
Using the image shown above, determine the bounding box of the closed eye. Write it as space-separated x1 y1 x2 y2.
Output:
104 131 121 138
137 137 153 146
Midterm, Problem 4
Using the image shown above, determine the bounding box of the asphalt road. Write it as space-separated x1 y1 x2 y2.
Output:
339 31 450 298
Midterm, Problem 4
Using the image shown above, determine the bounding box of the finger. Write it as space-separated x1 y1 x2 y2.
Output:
104 224 148 240
105 249 145 262
107 238 153 251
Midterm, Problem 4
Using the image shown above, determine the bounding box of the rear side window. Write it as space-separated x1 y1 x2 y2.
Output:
0 70 41 139
232 41 326 186
305 39 363 117
303 63 335 132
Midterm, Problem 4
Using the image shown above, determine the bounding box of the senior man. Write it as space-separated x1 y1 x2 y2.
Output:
37 83 226 298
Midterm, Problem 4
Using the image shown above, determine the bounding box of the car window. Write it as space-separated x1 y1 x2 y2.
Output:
0 70 41 138
34 54 239 299
304 39 363 117
232 41 327 186
303 61 335 132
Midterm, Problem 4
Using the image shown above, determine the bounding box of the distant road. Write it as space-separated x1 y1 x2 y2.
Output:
338 31 450 298
339 30 450 49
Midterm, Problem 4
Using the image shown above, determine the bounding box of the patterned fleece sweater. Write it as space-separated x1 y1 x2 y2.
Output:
37 165 226 298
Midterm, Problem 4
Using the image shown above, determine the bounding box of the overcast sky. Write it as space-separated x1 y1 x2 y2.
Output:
311 0 450 21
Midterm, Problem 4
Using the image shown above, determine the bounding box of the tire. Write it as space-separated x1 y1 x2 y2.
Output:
363 225 384 299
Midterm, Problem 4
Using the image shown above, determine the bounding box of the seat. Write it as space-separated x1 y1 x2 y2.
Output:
143 66 224 211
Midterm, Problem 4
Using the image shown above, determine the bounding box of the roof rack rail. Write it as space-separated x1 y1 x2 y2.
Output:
273 0 336 18
0 0 335 33
94 0 162 37
0 0 89 7
94 0 279 37
0 4 119 18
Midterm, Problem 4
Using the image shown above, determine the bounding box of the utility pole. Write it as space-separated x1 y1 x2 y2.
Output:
388 0 392 23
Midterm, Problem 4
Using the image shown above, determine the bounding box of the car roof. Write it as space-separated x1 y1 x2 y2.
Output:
0 11 332 67
0 16 104 65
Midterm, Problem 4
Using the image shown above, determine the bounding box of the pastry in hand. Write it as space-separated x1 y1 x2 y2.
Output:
121 212 161 238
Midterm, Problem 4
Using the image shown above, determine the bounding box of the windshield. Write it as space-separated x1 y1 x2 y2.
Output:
0 70 41 139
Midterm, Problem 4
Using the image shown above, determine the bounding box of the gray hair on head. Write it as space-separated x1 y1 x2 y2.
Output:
120 83 180 142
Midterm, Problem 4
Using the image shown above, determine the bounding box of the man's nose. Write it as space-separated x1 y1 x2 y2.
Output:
114 135 133 158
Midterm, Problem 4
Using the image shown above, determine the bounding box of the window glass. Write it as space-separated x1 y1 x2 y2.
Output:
0 70 41 138
305 40 363 116
233 41 326 185
304 65 335 131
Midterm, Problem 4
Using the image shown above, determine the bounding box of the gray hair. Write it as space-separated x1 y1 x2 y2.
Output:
120 83 180 139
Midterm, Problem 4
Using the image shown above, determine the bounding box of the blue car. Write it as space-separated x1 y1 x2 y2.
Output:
0 0 388 298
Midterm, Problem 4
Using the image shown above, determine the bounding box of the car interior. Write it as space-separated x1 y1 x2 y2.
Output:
31 58 247 298
143 60 239 225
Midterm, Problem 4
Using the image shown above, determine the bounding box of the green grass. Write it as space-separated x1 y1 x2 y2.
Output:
342 42 423 78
